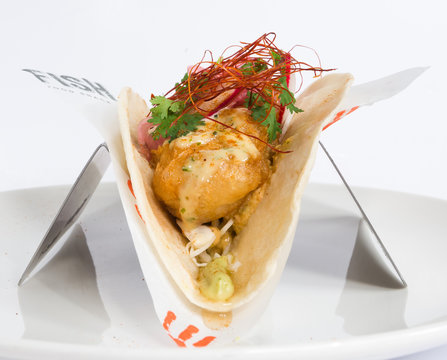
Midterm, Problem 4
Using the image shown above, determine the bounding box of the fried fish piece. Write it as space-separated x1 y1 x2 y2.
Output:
152 108 271 229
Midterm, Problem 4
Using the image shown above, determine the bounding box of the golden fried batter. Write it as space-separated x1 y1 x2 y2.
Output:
152 108 270 228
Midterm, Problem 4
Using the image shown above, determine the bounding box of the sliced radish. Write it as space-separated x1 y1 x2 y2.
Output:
137 117 167 157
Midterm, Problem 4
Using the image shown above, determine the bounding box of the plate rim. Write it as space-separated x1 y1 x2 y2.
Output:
2 182 447 359
1 320 447 360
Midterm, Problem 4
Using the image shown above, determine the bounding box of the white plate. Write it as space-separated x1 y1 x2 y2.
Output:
1 183 447 360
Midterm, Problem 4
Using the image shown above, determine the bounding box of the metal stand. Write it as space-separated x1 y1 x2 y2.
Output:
18 142 406 288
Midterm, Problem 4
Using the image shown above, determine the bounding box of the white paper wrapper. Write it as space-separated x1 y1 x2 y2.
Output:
325 67 428 130
81 68 425 347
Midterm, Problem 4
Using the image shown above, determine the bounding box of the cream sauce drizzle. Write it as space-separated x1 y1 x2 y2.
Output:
176 127 260 226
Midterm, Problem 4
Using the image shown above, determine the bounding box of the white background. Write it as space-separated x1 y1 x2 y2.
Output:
1 0 446 358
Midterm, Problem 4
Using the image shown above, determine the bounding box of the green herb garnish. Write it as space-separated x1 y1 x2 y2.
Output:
148 96 204 140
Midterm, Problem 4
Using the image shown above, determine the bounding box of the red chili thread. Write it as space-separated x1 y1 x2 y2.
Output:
154 33 335 152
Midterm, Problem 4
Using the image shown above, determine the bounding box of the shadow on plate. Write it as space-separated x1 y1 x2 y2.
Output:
335 220 409 335
17 184 168 347
78 194 162 344
18 224 111 344
289 194 409 336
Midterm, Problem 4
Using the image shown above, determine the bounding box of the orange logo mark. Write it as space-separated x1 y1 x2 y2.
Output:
134 204 145 223
346 106 359 115
323 106 359 131
163 310 176 330
127 179 135 198
163 310 216 348
127 179 145 223
192 336 216 347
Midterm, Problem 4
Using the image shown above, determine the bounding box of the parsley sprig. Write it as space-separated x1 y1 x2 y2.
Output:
243 52 303 142
148 96 204 140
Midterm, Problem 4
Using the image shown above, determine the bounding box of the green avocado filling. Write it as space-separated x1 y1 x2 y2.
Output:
199 256 234 301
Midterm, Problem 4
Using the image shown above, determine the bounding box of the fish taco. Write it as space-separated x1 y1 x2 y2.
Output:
118 33 353 312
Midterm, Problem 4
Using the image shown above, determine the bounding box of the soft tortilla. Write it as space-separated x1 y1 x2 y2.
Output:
118 73 353 312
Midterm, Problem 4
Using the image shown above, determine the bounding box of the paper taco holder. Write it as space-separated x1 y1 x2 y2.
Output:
17 68 427 347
